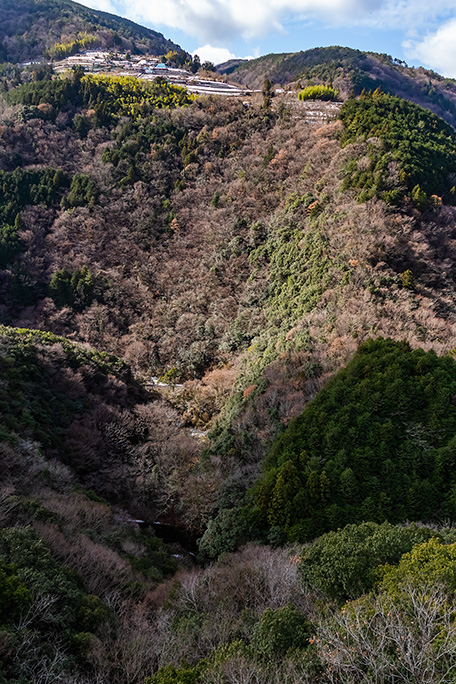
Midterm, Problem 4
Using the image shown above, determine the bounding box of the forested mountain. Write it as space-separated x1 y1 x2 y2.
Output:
0 0 184 62
3 24 456 681
220 46 456 127
3 71 456 527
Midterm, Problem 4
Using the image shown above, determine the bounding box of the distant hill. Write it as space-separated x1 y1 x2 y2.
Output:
218 46 374 88
221 46 456 127
0 0 185 62
217 58 248 74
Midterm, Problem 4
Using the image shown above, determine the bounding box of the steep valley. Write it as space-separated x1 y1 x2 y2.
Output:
2 6 456 680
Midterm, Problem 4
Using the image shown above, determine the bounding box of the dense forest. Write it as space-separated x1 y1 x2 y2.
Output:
3 11 456 680
248 339 456 542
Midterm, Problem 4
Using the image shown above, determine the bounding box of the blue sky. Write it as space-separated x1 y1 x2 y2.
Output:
79 0 456 77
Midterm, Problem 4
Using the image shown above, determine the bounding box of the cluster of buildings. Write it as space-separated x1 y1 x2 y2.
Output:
53 51 247 96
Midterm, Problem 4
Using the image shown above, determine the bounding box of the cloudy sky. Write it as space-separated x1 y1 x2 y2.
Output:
80 0 456 76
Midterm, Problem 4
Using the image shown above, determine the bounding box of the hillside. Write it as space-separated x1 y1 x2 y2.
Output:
0 324 205 517
3 42 456 682
220 46 456 127
2 71 456 529
0 325 194 682
2 334 455 684
0 0 184 62
1 324 456 684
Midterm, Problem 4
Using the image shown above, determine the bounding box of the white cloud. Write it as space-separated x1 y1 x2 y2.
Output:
119 0 282 42
193 45 254 64
107 0 404 43
403 18 456 77
193 45 235 64
80 0 456 56
362 0 456 30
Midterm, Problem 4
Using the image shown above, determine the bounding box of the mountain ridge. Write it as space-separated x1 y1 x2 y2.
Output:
0 0 185 62
219 46 456 127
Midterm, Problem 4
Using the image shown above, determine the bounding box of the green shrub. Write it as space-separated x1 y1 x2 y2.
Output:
49 265 95 310
251 605 310 660
6 72 194 122
146 662 206 684
298 85 339 101
380 537 456 595
299 521 434 602
48 32 97 59
400 269 415 290
198 508 249 560
0 562 31 622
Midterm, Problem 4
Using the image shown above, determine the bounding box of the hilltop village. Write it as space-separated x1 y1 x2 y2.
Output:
48 49 342 123
52 50 248 96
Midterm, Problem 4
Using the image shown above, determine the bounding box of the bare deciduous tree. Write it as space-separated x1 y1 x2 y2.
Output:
317 583 456 684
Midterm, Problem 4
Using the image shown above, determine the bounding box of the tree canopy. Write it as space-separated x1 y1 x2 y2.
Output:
339 90 456 204
249 338 456 541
